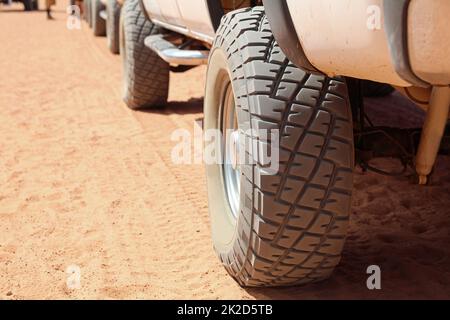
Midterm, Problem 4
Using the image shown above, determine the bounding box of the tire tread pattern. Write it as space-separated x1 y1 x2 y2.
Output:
213 7 354 287
122 0 169 109
107 0 121 54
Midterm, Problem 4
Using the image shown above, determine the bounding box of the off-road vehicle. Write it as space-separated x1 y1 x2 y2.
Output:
84 0 122 54
119 0 450 287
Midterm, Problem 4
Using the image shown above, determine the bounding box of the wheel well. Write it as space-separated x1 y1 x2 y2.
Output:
220 0 262 13
208 0 262 31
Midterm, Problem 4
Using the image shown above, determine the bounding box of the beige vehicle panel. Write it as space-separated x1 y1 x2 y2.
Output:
142 0 216 43
408 0 450 86
142 0 254 44
286 0 450 87
286 0 410 87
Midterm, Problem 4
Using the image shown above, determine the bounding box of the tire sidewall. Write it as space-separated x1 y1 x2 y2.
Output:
205 43 257 265
106 0 119 53
88 0 93 27
92 0 97 30
205 48 240 254
119 3 128 99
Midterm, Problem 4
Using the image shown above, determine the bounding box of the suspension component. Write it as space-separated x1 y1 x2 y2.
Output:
415 86 450 184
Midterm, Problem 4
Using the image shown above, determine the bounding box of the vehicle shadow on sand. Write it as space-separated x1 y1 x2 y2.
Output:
137 97 203 116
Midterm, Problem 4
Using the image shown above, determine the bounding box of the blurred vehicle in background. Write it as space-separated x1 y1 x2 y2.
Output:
84 0 122 54
1 0 39 11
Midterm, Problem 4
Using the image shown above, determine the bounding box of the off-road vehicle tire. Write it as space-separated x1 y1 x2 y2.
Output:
83 0 88 22
120 0 169 109
107 0 121 54
85 0 92 26
92 0 106 36
204 7 354 287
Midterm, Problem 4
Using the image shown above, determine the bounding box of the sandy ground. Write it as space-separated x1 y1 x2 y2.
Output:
1 2 450 300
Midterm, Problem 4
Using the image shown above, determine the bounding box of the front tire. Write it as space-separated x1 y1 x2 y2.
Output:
107 0 121 54
120 0 169 109
205 8 354 287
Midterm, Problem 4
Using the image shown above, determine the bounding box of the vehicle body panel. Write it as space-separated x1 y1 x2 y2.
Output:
285 0 409 87
153 0 184 27
142 0 216 43
142 0 450 87
265 0 450 87
408 0 450 85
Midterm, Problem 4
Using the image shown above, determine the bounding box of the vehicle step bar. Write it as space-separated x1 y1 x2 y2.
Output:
144 34 208 66
99 10 107 21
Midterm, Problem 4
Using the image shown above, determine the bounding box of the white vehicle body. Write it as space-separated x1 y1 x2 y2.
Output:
278 0 450 87
142 0 217 43
141 0 450 89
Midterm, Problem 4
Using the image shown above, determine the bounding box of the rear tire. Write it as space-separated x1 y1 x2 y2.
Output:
83 0 88 22
85 0 92 27
205 7 354 287
107 0 121 54
92 0 106 37
120 0 169 109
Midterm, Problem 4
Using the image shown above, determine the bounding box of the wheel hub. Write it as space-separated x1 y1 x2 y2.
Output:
221 83 241 219
229 130 240 171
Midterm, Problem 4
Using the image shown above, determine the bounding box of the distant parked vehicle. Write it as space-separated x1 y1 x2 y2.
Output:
1 0 38 11
84 0 122 54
